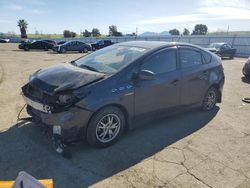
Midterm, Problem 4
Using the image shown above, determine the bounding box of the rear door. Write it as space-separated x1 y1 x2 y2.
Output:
30 41 40 49
178 46 208 106
67 41 75 51
134 47 181 116
79 42 86 51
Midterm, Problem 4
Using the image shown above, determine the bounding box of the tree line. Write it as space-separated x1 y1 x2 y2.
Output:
169 24 208 36
17 19 209 39
63 25 124 38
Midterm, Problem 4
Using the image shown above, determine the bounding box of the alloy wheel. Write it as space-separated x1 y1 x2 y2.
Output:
95 114 121 143
204 89 216 110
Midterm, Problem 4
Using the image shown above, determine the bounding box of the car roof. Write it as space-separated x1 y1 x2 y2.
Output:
116 41 202 50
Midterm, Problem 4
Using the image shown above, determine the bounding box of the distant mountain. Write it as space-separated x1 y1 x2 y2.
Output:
159 31 170 36
139 32 158 36
139 31 170 36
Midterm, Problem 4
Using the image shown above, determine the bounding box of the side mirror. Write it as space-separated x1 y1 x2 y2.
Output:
136 70 155 81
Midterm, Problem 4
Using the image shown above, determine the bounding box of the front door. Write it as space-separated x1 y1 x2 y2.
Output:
134 47 181 117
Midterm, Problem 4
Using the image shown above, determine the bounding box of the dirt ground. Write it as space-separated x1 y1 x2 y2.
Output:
0 43 250 188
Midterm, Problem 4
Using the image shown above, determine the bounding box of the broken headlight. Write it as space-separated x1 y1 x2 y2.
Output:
57 94 79 106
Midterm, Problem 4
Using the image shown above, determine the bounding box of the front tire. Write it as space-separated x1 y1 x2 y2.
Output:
60 48 66 53
83 47 88 53
24 46 29 51
87 106 125 148
201 87 218 111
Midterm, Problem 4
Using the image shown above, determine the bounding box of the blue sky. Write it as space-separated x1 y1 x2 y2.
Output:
1 0 250 34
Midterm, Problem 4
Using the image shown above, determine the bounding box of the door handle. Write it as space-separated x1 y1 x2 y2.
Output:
171 79 179 86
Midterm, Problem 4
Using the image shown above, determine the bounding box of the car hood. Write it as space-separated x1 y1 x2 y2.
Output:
30 63 105 93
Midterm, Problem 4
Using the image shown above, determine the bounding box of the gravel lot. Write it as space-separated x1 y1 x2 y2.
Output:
0 43 250 188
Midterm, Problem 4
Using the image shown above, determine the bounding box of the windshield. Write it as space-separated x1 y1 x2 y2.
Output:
208 43 223 49
74 45 149 74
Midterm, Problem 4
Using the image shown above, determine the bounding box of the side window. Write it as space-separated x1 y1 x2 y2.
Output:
201 51 212 64
141 50 177 74
179 49 202 68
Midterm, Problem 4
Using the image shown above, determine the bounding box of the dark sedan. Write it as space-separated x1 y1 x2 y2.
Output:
243 57 250 78
207 43 236 59
53 41 92 53
0 39 10 43
91 39 114 51
42 39 57 46
22 41 224 153
19 40 54 51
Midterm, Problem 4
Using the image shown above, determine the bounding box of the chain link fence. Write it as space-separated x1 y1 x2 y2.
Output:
9 35 250 57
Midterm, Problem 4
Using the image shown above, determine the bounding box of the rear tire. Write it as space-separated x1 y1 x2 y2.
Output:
24 46 29 51
201 87 218 111
86 106 125 148
44 46 48 51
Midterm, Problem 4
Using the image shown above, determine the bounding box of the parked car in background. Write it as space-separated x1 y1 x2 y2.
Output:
52 41 92 53
243 57 250 78
0 39 10 43
91 39 114 51
19 40 55 51
22 41 224 152
41 39 57 46
207 43 236 59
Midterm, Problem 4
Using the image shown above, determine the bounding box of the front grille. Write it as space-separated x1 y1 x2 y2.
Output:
22 84 58 105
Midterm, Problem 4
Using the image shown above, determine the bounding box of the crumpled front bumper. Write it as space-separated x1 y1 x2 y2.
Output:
27 105 93 142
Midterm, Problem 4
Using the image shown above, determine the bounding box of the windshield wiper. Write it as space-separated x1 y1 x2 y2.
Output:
79 64 100 72
70 61 100 72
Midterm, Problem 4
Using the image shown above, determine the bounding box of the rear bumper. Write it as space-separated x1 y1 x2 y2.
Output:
27 105 93 142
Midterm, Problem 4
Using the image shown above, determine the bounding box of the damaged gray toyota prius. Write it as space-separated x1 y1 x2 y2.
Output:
21 41 224 153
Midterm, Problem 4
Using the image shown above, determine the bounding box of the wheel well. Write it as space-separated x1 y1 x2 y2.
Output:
86 104 130 133
210 84 222 103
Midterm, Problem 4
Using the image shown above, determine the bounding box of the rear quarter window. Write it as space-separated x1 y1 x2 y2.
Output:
201 51 212 64
179 49 202 68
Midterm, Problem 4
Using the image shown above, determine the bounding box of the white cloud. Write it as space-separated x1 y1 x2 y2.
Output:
8 4 23 11
28 9 47 15
136 14 205 25
198 6 250 20
136 0 250 26
0 19 13 23
201 0 250 8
